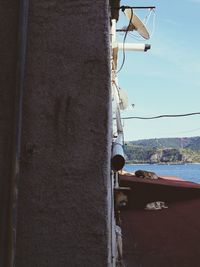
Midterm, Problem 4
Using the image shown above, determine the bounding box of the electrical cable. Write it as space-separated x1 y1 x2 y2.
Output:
174 127 200 135
116 26 128 74
117 8 133 73
121 112 200 120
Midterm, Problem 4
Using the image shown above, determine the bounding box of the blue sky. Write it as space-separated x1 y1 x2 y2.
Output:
116 0 200 140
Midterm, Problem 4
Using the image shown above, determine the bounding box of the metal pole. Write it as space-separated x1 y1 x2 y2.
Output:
111 133 125 172
7 0 29 266
118 43 151 52
120 6 156 10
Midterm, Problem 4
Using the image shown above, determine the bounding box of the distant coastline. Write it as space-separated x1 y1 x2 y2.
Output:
124 137 200 164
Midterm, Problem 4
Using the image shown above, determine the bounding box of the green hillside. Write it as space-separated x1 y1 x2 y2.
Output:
125 137 200 164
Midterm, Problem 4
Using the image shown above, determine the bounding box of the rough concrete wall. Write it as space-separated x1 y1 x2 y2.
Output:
0 2 19 266
15 1 112 267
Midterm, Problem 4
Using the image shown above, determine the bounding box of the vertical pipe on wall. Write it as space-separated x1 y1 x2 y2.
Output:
8 0 29 266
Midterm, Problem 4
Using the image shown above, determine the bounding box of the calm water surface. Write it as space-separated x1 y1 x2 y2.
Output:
124 163 200 184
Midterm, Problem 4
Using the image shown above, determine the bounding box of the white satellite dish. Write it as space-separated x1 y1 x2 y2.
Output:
123 8 150 40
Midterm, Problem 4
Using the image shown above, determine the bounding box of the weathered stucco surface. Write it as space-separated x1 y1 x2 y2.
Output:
14 0 112 266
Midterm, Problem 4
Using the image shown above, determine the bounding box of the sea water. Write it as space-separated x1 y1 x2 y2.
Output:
124 163 200 184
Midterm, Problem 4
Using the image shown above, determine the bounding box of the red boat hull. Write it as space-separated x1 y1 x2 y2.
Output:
119 174 200 267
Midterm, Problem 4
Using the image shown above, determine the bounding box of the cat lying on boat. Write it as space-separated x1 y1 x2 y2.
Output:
135 169 159 180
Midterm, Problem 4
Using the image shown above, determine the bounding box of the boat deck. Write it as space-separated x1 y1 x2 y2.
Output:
119 174 200 267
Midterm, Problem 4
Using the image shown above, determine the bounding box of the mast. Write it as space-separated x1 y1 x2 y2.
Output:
110 7 154 264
